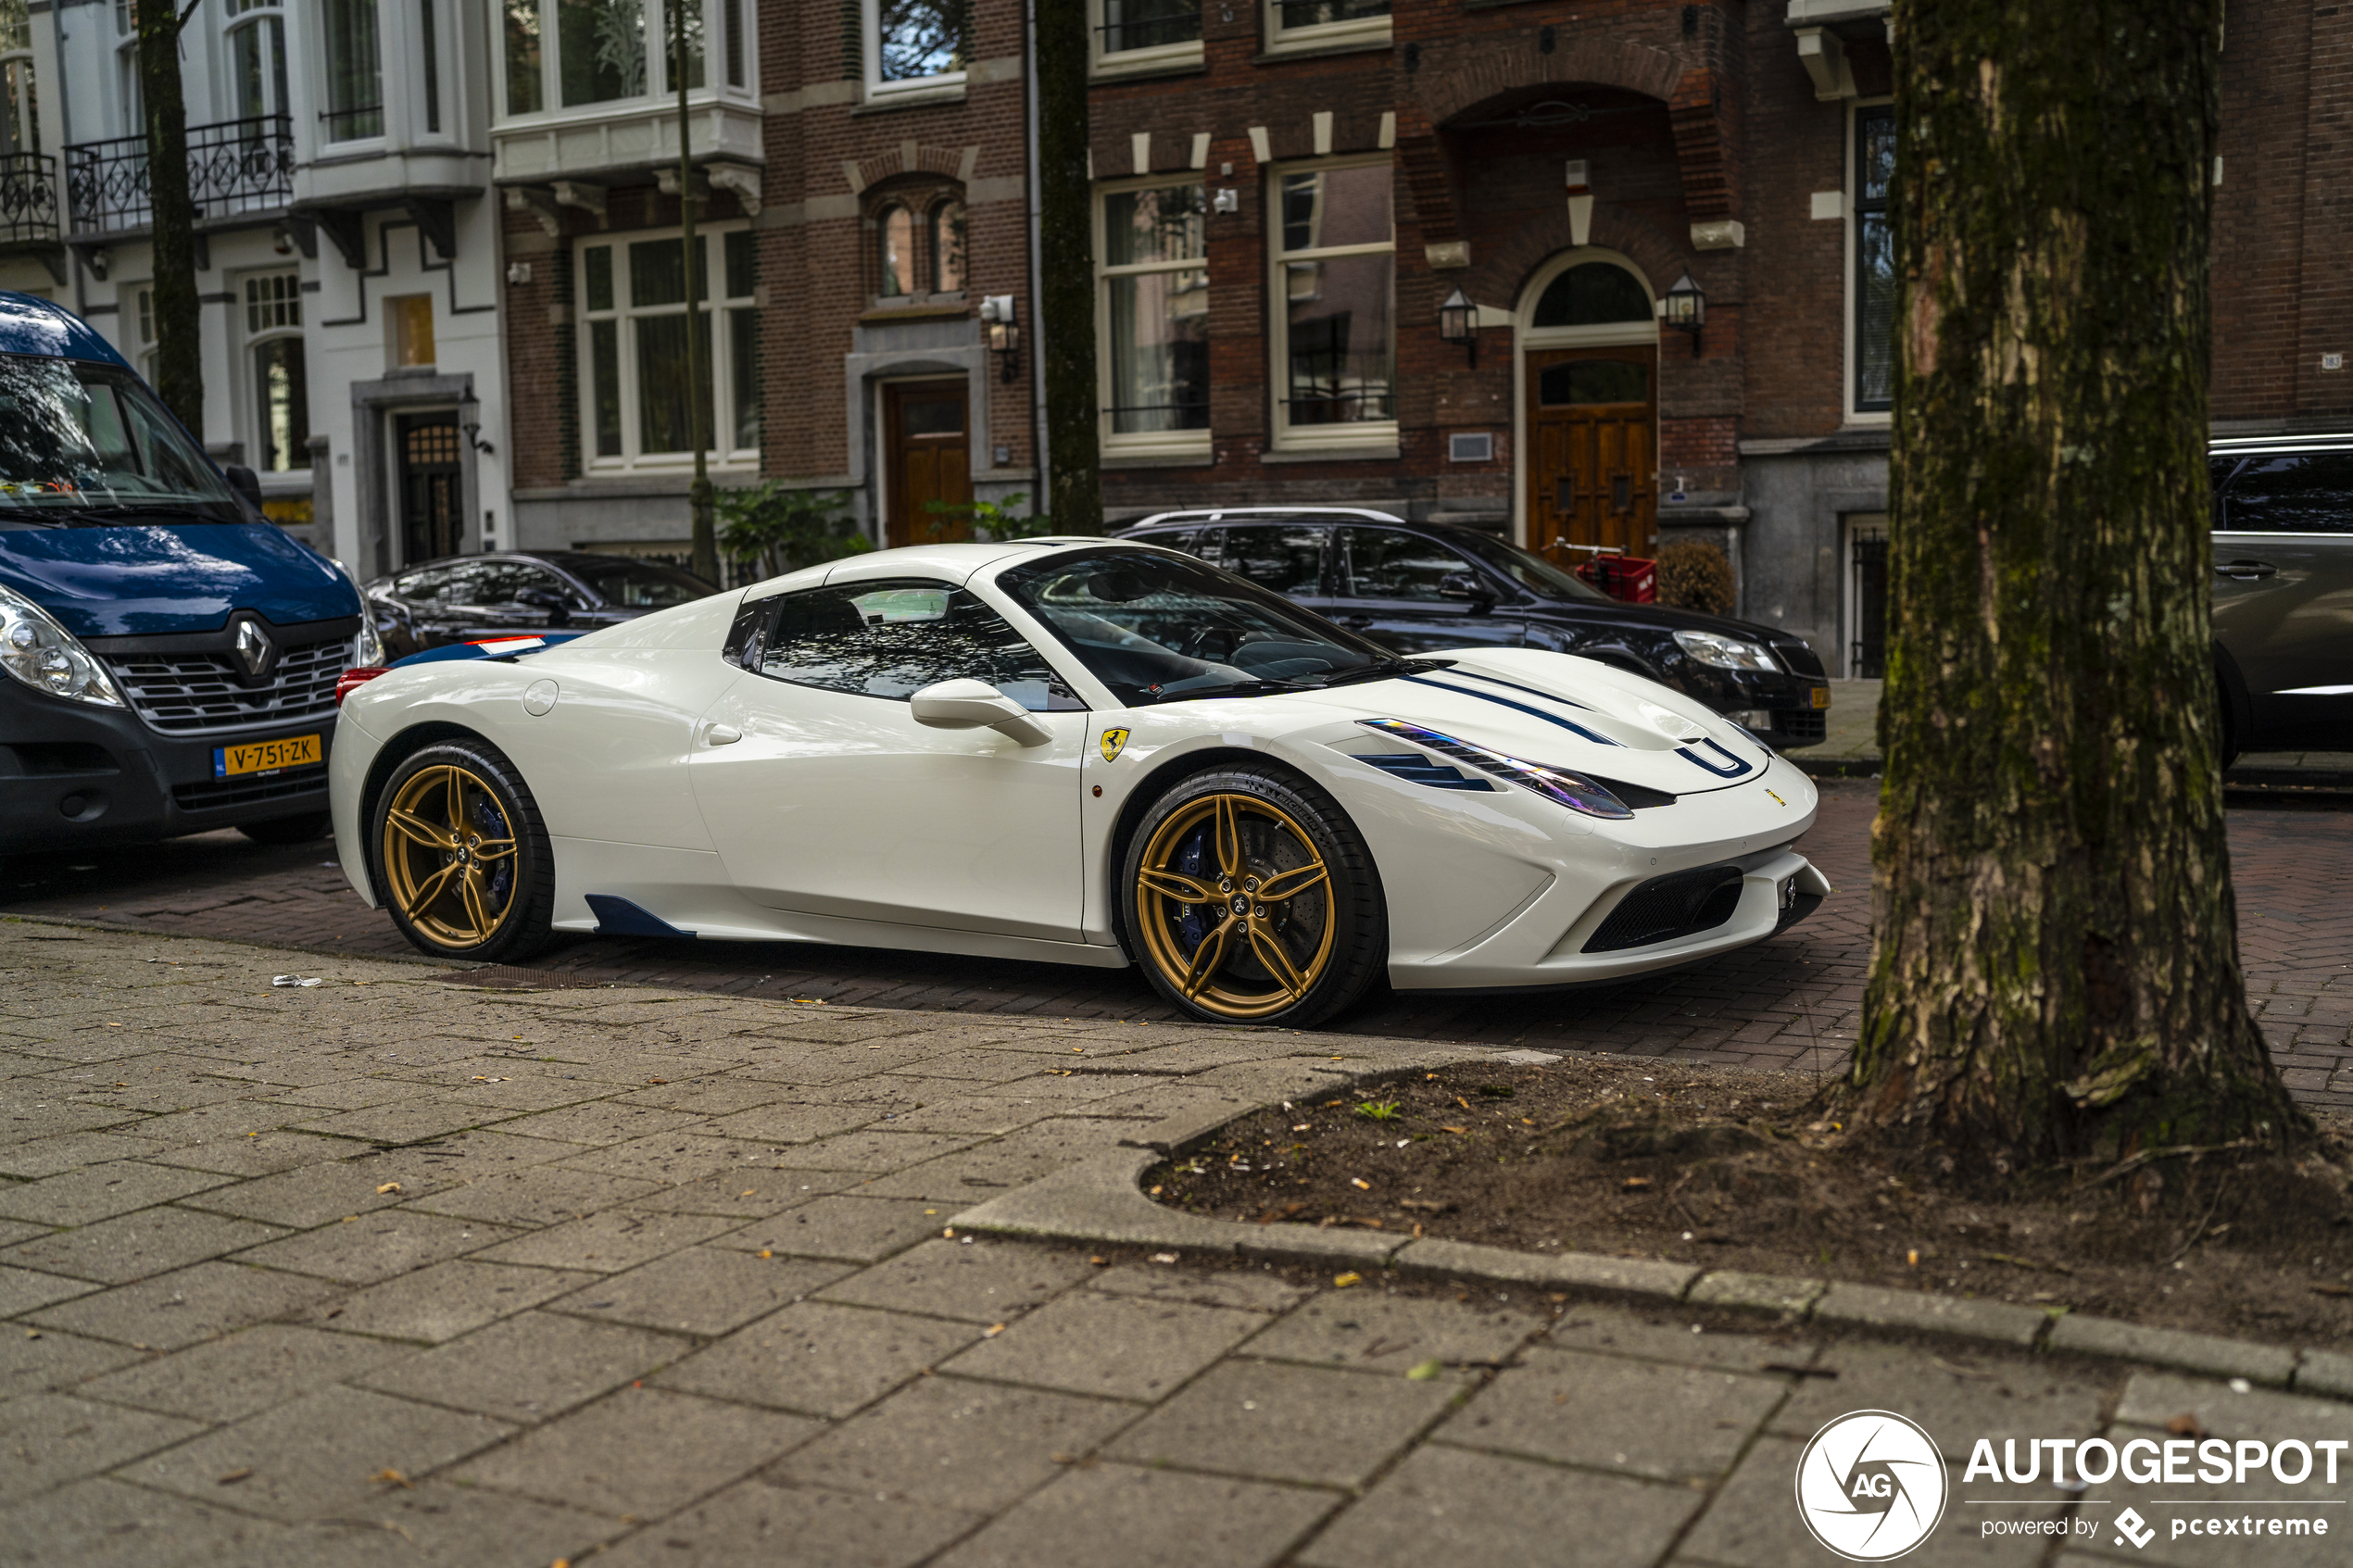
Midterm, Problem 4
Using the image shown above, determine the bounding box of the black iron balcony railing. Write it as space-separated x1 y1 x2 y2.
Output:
0 153 59 245
64 115 294 235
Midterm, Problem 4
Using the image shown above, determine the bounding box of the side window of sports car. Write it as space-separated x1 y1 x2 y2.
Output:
1214 526 1327 596
755 578 1085 711
1340 527 1478 601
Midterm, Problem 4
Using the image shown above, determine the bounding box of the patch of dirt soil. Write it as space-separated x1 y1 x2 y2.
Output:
1146 1057 2353 1341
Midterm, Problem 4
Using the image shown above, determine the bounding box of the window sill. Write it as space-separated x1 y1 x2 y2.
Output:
1256 25 1391 63
860 302 971 323
855 82 968 114
1092 44 1207 81
1263 442 1401 464
1102 446 1214 469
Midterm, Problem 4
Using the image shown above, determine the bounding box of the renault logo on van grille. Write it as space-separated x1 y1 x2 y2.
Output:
233 619 277 678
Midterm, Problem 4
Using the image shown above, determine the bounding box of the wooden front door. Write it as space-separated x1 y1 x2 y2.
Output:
396 413 463 564
1526 346 1657 563
884 382 972 547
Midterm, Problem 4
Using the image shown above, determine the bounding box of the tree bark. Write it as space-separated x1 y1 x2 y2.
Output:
1034 0 1099 531
139 0 201 434
1849 2 2302 1168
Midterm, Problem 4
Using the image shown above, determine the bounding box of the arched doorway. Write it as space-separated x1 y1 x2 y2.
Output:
1516 251 1659 563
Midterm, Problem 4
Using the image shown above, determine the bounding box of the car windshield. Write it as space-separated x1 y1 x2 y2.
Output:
0 354 244 524
563 557 715 608
1447 530 1611 600
998 547 1403 706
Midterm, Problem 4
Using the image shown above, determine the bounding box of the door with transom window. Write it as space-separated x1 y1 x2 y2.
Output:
883 381 972 547
1526 346 1656 563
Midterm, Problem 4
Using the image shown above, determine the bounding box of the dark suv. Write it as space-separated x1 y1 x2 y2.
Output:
1118 508 1833 749
2210 435 2353 762
363 550 716 659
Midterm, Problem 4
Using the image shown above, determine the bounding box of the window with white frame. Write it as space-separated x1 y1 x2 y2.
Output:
1850 103 1894 417
1089 0 1201 76
113 2 140 141
1264 0 1386 56
243 271 308 472
1271 158 1394 447
864 0 967 101
321 0 381 140
500 0 745 119
1097 179 1208 453
578 226 760 469
0 0 36 157
223 0 289 123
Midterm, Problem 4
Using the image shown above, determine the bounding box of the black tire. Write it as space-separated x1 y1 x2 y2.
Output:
237 811 332 846
2219 698 2242 771
371 738 556 964
1121 764 1386 1027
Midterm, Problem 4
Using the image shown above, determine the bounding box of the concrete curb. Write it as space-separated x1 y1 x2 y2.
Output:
950 1110 2352 1400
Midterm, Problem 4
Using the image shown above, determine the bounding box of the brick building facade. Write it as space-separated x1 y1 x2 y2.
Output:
1086 0 2353 676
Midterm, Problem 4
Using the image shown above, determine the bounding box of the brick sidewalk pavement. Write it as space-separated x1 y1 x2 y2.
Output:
2 923 2343 1567
6 783 2349 1107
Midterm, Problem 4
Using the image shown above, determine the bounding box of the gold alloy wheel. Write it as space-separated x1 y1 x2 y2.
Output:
1134 793 1335 1020
380 764 520 947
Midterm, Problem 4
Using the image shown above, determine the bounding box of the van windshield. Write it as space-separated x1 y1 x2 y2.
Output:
0 354 245 524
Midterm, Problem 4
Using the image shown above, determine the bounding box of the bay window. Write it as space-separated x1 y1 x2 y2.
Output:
499 0 748 118
1270 158 1394 449
321 0 381 141
578 227 759 469
1096 179 1208 453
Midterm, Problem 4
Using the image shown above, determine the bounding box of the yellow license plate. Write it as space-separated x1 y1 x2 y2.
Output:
1810 686 1833 710
213 733 322 778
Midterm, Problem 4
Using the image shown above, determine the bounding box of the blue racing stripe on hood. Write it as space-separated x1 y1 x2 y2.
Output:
1397 673 1623 746
1437 666 1601 712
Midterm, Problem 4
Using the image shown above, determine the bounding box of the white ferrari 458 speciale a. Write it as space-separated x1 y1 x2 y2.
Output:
329 538 1830 1026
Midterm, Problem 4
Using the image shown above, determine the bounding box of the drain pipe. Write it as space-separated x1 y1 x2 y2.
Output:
1024 0 1048 514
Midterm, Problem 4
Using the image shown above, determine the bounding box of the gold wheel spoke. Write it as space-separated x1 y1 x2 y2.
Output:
459 868 491 937
385 808 455 851
1177 916 1235 1000
1247 922 1311 1003
444 768 469 843
1139 867 1217 904
472 836 518 863
1255 861 1328 904
1212 795 1244 881
402 861 460 921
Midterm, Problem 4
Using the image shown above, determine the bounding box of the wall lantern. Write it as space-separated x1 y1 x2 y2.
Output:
1438 288 1478 367
980 295 1022 383
1662 272 1707 355
458 390 495 457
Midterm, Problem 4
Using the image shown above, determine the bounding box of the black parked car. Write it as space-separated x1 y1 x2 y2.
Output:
2210 434 2353 765
364 551 718 659
1118 508 1833 749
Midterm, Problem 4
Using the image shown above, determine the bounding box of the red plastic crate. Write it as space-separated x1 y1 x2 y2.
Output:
1574 555 1657 604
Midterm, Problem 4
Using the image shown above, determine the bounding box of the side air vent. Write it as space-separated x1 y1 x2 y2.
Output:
1582 863 1746 952
1353 753 1495 791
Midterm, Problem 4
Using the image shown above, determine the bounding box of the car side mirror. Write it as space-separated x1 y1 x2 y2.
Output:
513 586 572 625
910 679 1052 746
222 463 264 516
1439 571 1495 605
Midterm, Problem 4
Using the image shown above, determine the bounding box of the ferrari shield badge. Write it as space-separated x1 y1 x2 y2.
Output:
1099 728 1130 763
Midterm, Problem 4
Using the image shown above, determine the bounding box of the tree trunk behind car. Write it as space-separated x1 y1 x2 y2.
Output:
138 0 202 434
1850 4 2302 1166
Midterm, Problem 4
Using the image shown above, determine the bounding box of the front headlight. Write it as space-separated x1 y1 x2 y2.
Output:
1361 719 1633 819
0 584 126 708
353 611 386 668
1673 629 1780 671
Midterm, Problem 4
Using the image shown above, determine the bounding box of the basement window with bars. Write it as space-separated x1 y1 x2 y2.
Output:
577 225 760 470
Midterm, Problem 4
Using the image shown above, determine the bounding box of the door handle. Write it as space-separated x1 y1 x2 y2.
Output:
2216 559 2277 580
705 723 742 746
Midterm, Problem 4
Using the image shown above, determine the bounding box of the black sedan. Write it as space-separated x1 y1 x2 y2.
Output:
1118 508 1833 749
364 551 718 659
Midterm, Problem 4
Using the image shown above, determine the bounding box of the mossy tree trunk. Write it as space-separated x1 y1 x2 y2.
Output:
1849 1 2303 1169
138 0 201 435
1034 0 1099 531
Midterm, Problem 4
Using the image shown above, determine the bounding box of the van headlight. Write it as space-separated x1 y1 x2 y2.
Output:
1673 630 1780 671
0 584 126 708
353 612 385 668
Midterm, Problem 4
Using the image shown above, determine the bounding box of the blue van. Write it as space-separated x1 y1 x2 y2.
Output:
0 292 377 854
